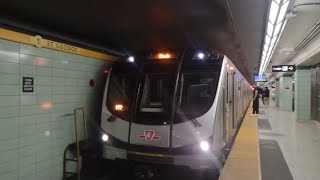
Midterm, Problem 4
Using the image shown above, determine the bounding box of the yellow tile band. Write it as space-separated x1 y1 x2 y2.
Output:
219 102 261 180
0 28 118 61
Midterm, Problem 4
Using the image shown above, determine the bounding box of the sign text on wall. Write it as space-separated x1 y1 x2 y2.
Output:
30 35 80 54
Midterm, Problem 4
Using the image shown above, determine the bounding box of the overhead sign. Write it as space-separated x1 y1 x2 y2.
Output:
22 77 34 92
272 65 296 72
254 74 267 82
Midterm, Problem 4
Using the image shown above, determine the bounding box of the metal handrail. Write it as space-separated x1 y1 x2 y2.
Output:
63 107 88 180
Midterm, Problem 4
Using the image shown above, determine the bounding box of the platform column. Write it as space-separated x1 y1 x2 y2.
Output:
295 69 311 121
279 76 293 111
275 79 280 107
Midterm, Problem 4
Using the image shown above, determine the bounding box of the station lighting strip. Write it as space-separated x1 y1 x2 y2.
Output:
259 0 291 75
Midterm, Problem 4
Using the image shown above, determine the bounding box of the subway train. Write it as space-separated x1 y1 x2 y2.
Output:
99 48 252 176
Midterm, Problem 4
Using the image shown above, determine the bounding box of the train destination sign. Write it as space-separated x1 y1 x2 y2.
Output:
272 65 296 72
22 77 34 92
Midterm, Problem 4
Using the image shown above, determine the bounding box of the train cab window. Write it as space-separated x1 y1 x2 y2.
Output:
135 63 177 124
176 72 218 121
106 62 138 120
140 74 171 112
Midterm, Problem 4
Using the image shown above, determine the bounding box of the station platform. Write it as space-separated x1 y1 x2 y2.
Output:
219 100 320 180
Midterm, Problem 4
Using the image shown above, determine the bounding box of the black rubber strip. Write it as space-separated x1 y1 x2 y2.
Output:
258 118 272 130
259 139 293 180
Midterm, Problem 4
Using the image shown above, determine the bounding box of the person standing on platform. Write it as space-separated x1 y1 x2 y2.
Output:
264 87 270 106
252 86 259 116
258 86 264 105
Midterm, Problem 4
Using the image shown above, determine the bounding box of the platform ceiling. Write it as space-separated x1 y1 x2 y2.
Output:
0 0 268 82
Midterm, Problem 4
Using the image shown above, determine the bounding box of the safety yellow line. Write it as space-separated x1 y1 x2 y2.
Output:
219 101 261 180
0 28 118 61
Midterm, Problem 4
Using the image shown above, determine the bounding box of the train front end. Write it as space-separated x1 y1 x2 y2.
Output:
100 49 226 172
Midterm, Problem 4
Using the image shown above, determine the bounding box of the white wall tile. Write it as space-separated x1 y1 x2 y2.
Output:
0 62 19 74
37 66 52 76
0 105 19 118
0 150 18 164
0 39 113 180
36 86 52 95
0 50 19 63
20 106 37 116
0 127 19 141
0 160 18 177
0 170 18 180
20 95 36 105
52 77 64 86
36 76 52 86
0 96 19 107
0 138 19 151
20 54 37 66
20 65 36 75
0 85 19 95
0 39 19 52
36 57 53 67
0 74 19 85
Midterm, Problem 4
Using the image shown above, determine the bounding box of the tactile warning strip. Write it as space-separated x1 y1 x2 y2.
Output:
219 102 261 180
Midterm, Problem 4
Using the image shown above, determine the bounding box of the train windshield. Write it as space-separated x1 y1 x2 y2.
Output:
135 63 178 124
106 62 139 120
176 71 219 122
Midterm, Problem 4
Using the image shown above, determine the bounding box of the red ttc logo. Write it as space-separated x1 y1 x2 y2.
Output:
139 130 160 141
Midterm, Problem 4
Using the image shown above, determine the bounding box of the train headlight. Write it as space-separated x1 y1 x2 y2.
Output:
128 56 135 62
102 134 109 142
197 52 205 59
200 141 209 151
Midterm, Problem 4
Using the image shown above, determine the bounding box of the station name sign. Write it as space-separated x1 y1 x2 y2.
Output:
272 65 296 72
30 35 80 54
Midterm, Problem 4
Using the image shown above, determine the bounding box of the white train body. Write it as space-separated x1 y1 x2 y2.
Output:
100 49 252 170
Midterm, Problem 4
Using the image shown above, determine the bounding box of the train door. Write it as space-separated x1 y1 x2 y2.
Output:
225 65 234 143
232 70 235 130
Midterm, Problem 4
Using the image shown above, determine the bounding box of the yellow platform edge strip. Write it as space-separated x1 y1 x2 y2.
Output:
0 28 118 61
219 101 261 180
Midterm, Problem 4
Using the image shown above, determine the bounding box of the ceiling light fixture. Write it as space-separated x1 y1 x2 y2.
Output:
259 0 291 75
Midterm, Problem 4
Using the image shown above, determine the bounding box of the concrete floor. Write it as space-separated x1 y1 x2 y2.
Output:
259 100 320 180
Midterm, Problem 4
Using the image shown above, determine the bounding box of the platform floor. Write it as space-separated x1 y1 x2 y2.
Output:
259 101 320 180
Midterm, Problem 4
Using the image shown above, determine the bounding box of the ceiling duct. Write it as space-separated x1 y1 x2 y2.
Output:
282 19 320 64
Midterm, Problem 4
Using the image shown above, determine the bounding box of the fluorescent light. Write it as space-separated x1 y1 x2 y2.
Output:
259 0 291 75
269 1 279 24
274 23 282 36
267 22 274 36
263 44 269 52
265 35 271 45
277 1 289 24
274 0 281 4
270 36 277 46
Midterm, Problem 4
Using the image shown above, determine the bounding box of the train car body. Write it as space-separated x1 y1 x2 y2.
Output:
100 49 252 172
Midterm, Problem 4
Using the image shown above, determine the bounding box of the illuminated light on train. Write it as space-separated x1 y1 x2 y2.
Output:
230 66 234 70
103 69 109 74
200 141 209 151
158 53 171 59
114 104 124 111
102 134 109 142
128 56 135 62
197 52 205 59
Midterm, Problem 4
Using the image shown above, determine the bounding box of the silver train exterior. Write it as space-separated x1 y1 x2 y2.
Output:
100 49 252 171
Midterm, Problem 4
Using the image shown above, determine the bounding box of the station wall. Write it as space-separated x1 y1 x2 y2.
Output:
0 39 112 180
